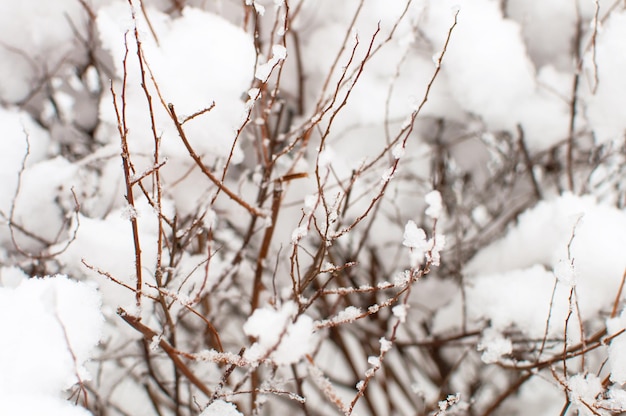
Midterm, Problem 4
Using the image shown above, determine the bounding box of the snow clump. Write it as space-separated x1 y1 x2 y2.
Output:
243 301 315 365
0 273 103 416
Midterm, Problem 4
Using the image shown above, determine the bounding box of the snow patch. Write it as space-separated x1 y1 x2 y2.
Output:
200 400 243 416
244 301 315 365
0 275 102 415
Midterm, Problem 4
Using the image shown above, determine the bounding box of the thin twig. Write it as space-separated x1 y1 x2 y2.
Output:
516 124 542 200
118 308 213 398
167 103 266 218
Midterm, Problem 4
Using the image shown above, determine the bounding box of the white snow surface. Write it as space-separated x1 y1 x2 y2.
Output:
607 311 626 385
0 0 110 102
423 0 569 151
0 274 102 415
97 3 254 162
244 301 315 365
96 2 255 215
477 328 513 364
436 193 626 340
200 400 243 416
567 374 604 415
424 190 443 219
55 200 161 309
584 11 626 144
0 109 52 247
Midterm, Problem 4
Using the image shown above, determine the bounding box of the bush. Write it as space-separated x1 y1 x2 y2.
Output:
1 1 626 415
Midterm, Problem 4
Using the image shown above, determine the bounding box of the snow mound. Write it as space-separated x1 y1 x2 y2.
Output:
437 193 626 339
585 11 626 144
97 3 254 165
0 273 103 415
0 0 109 102
244 301 315 365
423 0 569 151
200 400 243 416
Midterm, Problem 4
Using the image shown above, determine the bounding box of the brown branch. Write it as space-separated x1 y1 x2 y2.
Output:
182 102 216 124
479 372 533 416
111 49 143 310
118 307 213 398
5 134 81 260
333 10 459 240
516 124 542 200
167 103 266 218
250 181 283 311
146 283 224 352
56 310 89 407
611 268 626 318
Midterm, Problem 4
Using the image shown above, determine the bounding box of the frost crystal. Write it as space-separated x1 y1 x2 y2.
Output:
425 190 443 219
392 143 405 159
121 204 139 220
308 361 349 413
477 329 512 364
567 374 602 411
403 221 428 267
150 334 161 351
380 337 392 352
322 262 336 272
291 225 308 243
377 280 392 289
438 393 462 412
403 221 427 249
393 270 411 287
332 306 362 324
427 234 446 267
381 167 395 183
272 44 287 60
392 304 408 323
195 349 248 366
368 355 381 367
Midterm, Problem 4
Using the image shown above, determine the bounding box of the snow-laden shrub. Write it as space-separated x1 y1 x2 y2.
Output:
2 0 626 415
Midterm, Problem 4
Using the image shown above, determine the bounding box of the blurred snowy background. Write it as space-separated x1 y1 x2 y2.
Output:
1 0 626 415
